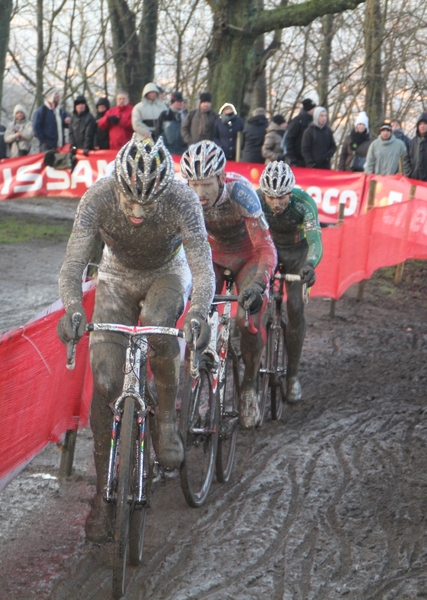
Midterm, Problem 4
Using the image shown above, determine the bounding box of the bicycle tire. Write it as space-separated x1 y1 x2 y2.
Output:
258 322 272 428
180 364 218 507
216 349 239 483
270 324 286 421
129 413 152 566
112 396 135 600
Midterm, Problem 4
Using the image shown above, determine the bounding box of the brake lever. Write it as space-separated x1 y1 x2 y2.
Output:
66 312 82 370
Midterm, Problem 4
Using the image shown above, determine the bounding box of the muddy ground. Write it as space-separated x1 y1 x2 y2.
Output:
1 199 427 600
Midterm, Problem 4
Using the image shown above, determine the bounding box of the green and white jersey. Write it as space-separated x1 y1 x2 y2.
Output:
257 187 323 268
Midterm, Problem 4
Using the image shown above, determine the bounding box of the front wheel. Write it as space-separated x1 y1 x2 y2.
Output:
180 362 218 507
216 348 239 483
258 322 272 428
270 323 286 421
112 396 135 600
129 413 153 566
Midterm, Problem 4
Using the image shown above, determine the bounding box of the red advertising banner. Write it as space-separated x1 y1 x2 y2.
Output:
0 151 367 223
359 174 427 214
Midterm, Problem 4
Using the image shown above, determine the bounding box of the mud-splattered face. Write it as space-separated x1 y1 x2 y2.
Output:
264 194 291 215
188 174 225 210
119 193 156 226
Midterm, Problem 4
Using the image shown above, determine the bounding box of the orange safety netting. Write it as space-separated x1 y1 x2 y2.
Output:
1 199 427 488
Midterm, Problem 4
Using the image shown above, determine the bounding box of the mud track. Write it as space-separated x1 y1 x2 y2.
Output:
1 199 427 600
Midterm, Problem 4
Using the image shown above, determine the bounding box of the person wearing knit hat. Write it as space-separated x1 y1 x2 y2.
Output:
365 119 407 175
181 92 218 146
285 98 316 167
94 97 111 149
213 102 244 160
301 106 336 169
156 91 188 155
262 114 288 164
68 95 96 156
4 104 34 157
338 111 375 172
33 87 70 152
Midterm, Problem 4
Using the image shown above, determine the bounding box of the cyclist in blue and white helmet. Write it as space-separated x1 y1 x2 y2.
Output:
58 134 215 543
257 160 323 403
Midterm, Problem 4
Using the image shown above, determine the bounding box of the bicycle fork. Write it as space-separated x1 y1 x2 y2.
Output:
105 340 151 506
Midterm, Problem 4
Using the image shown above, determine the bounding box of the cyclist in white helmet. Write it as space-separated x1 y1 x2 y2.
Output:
57 134 215 543
258 160 323 402
180 140 277 429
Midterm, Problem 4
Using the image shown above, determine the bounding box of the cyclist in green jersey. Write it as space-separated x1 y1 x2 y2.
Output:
257 161 323 402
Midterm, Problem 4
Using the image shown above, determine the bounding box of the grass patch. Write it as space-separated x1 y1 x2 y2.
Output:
0 215 72 243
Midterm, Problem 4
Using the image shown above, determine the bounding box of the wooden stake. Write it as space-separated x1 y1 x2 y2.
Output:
58 429 77 477
330 201 346 317
394 184 416 284
357 180 377 301
236 131 242 162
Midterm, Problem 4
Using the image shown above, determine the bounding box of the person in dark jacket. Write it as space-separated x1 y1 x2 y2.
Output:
391 119 410 150
156 91 187 155
94 97 110 150
68 95 96 155
213 103 244 161
181 92 217 146
33 86 71 151
0 125 6 159
301 106 336 170
241 107 269 163
404 113 427 182
285 98 316 166
338 111 375 172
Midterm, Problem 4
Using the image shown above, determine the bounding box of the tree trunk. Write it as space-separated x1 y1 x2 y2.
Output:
364 0 383 128
138 0 158 91
318 13 334 109
0 0 12 111
36 0 44 107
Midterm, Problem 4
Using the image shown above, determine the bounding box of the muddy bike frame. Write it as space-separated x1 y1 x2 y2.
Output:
67 320 185 600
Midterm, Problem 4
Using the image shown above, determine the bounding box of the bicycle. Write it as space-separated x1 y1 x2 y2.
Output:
258 267 307 426
67 317 185 600
179 269 241 508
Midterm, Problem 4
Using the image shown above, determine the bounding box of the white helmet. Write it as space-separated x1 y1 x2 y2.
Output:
259 161 295 197
180 141 226 181
115 134 174 204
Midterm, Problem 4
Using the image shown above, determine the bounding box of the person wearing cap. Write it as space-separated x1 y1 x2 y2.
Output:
365 121 407 175
285 98 316 167
68 96 96 156
301 106 336 170
155 91 188 155
338 111 375 172
4 105 34 157
181 92 218 146
132 82 168 141
98 92 133 150
262 114 287 164
213 103 244 161
404 113 427 182
94 98 110 150
33 87 71 152
241 107 269 164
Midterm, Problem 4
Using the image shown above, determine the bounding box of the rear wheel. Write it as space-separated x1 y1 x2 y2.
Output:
112 397 135 600
216 348 239 483
129 413 152 566
180 362 218 507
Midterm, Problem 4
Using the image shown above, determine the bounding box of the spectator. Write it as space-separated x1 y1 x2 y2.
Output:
0 125 6 159
213 102 244 161
338 111 374 172
68 95 96 156
301 106 336 170
33 86 71 152
181 92 217 146
365 121 407 175
285 98 316 166
404 112 427 182
155 91 187 155
132 82 168 140
98 91 133 150
262 114 287 164
94 97 110 150
241 107 269 164
391 119 410 150
4 104 34 157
